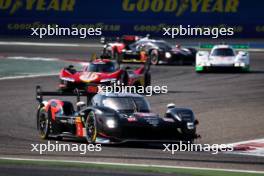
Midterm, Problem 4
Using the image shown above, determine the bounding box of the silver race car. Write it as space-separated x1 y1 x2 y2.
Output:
195 44 250 72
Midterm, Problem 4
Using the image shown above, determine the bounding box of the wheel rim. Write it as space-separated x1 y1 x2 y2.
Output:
151 53 158 65
38 110 48 137
86 112 97 143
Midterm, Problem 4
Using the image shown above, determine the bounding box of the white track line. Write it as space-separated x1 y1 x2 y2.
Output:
0 41 102 47
0 56 86 81
0 157 263 174
0 73 57 81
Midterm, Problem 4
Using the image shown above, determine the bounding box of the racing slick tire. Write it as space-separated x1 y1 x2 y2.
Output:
113 50 122 65
144 56 152 73
150 50 159 65
181 128 197 143
85 111 98 144
144 72 151 88
120 71 129 86
37 106 50 139
37 106 63 140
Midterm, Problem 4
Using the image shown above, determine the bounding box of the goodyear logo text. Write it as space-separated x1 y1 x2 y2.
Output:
123 0 240 16
0 0 75 14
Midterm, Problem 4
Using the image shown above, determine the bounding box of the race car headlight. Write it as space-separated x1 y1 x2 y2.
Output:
240 62 246 67
187 122 195 129
165 52 172 58
106 119 116 128
60 77 75 82
199 62 205 66
206 62 211 66
100 78 117 83
235 62 246 67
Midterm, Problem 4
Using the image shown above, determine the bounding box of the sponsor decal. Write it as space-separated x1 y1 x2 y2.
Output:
79 72 98 83
0 0 76 15
122 0 240 17
145 117 159 127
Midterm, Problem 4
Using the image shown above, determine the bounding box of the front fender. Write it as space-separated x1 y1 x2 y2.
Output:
80 106 120 135
196 51 209 65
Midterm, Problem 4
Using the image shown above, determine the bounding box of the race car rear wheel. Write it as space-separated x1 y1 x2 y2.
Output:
85 111 97 144
150 50 159 65
113 50 122 65
120 71 129 86
144 72 151 88
37 106 50 139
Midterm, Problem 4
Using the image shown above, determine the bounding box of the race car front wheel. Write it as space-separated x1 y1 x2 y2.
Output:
85 111 97 144
181 128 197 144
37 107 50 139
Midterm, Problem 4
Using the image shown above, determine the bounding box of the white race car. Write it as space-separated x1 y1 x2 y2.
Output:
195 45 250 72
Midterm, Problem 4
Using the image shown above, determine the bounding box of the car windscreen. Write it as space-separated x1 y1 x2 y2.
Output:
211 48 235 56
87 62 116 73
102 97 150 112
154 41 172 50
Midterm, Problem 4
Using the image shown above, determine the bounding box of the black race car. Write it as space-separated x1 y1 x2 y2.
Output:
138 40 197 65
36 86 199 144
102 36 196 65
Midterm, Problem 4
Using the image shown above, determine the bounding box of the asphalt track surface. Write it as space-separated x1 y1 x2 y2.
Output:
0 43 264 174
0 164 178 176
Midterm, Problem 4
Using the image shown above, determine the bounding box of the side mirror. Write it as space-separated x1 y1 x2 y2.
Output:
167 103 176 109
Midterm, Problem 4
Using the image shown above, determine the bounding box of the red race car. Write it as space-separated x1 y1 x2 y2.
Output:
59 58 151 92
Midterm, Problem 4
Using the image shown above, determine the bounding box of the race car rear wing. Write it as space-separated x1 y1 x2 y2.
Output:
199 43 249 50
36 85 98 109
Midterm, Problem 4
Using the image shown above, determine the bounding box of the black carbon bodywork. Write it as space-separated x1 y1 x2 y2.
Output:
36 86 199 143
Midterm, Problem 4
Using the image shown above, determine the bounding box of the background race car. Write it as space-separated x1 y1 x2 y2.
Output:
102 35 197 65
36 86 199 144
195 44 250 72
59 57 151 92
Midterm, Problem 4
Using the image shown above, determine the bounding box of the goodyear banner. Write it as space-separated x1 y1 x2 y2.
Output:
0 0 264 38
